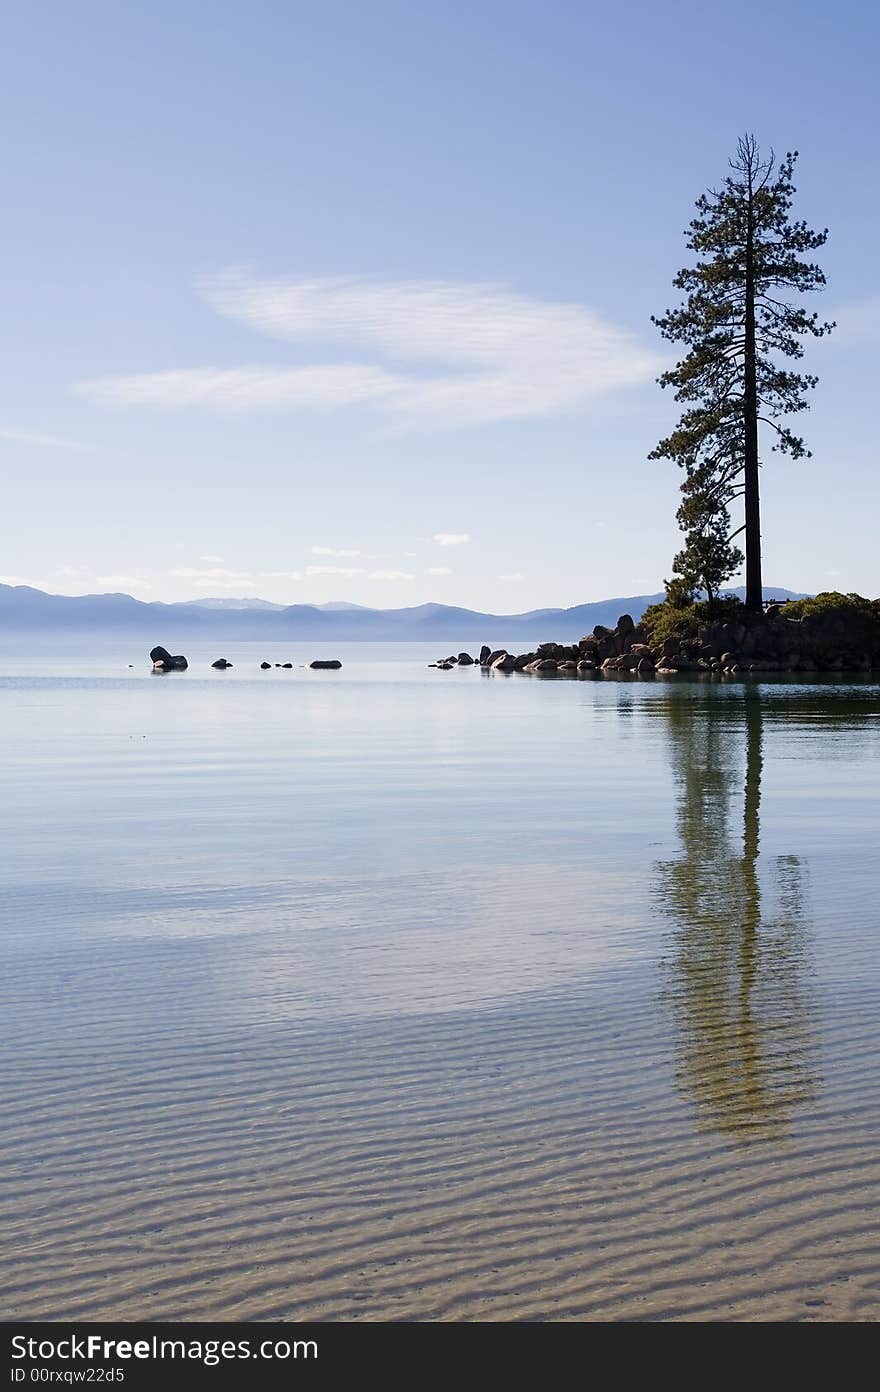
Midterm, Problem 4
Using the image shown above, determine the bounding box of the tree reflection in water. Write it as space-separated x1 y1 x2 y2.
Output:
658 687 817 1142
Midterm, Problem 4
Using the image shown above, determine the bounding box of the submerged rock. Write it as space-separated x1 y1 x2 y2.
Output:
150 645 188 671
211 658 232 669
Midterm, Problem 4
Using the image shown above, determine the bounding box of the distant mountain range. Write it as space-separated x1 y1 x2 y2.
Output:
0 583 810 642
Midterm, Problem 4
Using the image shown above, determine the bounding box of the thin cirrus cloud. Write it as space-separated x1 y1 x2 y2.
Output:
305 565 364 578
0 425 93 452
96 574 152 589
311 545 362 557
499 572 525 582
368 570 413 581
169 565 257 591
426 567 452 577
75 271 664 428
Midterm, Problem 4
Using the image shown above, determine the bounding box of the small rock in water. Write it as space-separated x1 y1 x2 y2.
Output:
150 645 188 671
309 659 343 670
260 662 271 669
435 661 454 669
282 662 293 669
211 658 232 669
479 645 491 665
457 652 474 665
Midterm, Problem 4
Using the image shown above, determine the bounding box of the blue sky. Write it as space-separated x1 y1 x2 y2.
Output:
1 0 877 609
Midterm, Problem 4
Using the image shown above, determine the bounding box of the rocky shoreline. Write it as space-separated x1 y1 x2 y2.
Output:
432 605 880 676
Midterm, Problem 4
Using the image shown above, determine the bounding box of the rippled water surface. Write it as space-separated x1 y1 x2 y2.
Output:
2 640 879 1320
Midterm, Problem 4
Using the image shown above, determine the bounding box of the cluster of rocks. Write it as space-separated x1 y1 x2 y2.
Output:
428 652 478 669
431 607 880 678
150 647 342 673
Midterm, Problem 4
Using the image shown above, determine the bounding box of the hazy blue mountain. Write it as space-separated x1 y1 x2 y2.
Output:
174 596 288 611
0 583 810 642
312 601 377 612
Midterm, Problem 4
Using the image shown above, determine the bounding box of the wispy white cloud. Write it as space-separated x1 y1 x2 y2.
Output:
0 425 93 452
433 532 470 546
0 574 46 588
499 572 525 582
169 562 252 579
76 271 664 428
95 574 152 589
194 577 257 590
305 564 364 578
260 569 302 580
311 545 362 557
368 569 413 581
170 566 254 588
200 553 225 563
426 566 453 577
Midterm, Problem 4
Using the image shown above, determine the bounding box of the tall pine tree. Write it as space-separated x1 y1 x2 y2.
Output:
651 136 833 609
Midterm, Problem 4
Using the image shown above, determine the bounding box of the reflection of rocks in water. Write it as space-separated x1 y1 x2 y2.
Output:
658 689 816 1142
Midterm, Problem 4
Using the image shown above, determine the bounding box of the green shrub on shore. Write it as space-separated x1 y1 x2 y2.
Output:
779 592 880 648
641 595 747 646
776 591 879 624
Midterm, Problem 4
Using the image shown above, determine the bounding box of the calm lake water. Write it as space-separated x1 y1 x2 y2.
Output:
2 640 879 1320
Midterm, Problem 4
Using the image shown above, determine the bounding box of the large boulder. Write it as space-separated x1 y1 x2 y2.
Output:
457 652 474 665
479 645 492 665
150 645 188 671
491 653 516 672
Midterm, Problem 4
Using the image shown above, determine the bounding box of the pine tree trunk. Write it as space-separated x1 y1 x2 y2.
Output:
743 192 763 610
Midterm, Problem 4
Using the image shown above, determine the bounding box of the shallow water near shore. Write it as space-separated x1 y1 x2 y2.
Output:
2 639 879 1320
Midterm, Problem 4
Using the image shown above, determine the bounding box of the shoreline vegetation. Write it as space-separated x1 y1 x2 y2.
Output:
436 592 880 678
